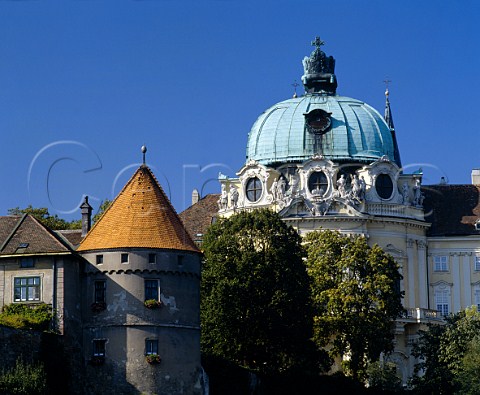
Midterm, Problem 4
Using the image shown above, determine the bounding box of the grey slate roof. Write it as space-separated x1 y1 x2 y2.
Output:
0 215 74 255
179 194 219 245
423 185 480 236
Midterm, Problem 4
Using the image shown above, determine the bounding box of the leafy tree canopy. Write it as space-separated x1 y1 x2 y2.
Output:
201 209 317 375
411 306 480 394
92 199 112 223
304 230 404 380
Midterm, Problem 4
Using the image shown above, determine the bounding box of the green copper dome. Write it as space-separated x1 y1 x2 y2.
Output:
246 37 399 167
246 94 396 166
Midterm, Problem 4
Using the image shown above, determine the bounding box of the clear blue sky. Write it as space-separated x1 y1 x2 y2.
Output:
0 0 479 220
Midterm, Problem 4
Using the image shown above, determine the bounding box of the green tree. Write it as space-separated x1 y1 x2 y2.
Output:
411 307 480 394
7 206 80 230
92 199 112 223
0 358 47 394
456 335 480 395
201 209 315 375
305 230 404 380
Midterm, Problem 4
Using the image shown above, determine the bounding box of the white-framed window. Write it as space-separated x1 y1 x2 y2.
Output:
434 256 448 272
14 277 40 302
475 256 480 271
434 284 451 316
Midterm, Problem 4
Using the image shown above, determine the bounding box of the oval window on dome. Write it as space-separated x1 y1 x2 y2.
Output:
375 174 393 200
246 177 263 202
308 171 328 196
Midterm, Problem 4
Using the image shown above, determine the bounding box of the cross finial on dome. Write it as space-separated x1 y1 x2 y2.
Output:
311 36 325 50
292 80 299 98
141 145 147 165
384 78 391 97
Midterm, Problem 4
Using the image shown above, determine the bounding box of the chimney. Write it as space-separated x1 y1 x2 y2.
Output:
80 196 93 237
472 169 480 185
192 189 200 206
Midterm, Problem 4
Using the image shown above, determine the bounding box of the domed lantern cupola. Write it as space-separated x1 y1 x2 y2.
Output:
301 37 337 95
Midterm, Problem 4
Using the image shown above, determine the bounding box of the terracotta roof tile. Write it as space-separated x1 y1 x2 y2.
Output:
77 166 198 252
179 194 219 243
423 184 480 236
0 215 72 255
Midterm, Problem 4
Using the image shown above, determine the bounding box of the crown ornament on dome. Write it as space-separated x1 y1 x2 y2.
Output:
301 36 337 95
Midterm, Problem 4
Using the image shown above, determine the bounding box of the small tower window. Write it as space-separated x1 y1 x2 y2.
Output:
145 279 160 301
148 253 156 264
96 255 104 265
145 339 159 355
121 253 129 264
93 339 106 357
94 280 106 303
246 177 262 202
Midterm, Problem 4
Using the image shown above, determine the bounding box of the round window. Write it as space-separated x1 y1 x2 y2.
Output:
308 171 328 196
246 177 263 202
375 174 393 199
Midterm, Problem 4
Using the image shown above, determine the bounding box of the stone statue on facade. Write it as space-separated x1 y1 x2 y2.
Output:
277 177 286 200
271 178 278 201
288 172 300 198
350 174 361 201
218 184 228 210
337 174 347 198
402 182 410 205
413 179 424 207
229 185 239 209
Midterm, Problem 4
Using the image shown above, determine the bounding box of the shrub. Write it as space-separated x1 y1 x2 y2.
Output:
0 303 53 331
0 358 47 394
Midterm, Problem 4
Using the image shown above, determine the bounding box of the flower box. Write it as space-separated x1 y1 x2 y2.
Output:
146 354 161 364
144 299 162 309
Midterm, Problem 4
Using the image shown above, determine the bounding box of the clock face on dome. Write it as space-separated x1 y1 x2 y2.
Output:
305 109 332 135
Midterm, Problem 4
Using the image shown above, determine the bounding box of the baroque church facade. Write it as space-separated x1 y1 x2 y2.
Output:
180 38 480 383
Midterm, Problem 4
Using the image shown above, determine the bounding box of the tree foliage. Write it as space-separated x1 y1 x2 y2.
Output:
92 199 112 223
304 230 404 380
0 303 53 331
411 306 480 394
7 206 80 230
0 358 47 394
201 209 315 375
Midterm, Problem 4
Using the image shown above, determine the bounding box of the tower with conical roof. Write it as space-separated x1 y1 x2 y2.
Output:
77 151 204 394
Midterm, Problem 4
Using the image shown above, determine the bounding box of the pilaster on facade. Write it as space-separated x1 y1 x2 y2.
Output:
417 240 428 308
406 238 416 308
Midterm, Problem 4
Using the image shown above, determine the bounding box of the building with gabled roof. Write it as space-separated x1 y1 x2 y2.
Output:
0 214 81 337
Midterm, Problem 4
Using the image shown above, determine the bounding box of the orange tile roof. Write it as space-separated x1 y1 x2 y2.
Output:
77 165 199 253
